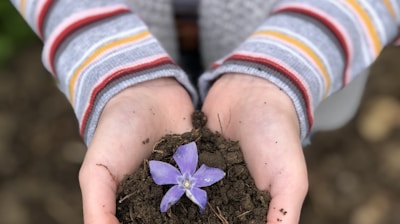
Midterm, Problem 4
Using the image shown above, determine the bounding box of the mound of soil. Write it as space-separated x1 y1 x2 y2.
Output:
116 111 270 223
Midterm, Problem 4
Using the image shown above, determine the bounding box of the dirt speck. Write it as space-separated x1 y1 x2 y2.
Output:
142 138 150 144
279 208 287 215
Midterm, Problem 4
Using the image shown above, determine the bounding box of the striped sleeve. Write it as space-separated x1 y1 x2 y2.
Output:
198 0 400 141
10 0 197 145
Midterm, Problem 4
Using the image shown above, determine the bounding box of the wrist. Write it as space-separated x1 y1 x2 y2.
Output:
95 77 193 138
102 77 192 116
204 73 300 136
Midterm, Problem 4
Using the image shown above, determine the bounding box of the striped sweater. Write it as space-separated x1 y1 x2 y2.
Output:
11 0 400 144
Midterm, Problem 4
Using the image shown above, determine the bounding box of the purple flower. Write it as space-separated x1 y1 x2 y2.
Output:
149 142 225 213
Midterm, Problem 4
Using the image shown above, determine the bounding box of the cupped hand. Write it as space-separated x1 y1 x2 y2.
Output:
78 78 195 224
202 73 308 224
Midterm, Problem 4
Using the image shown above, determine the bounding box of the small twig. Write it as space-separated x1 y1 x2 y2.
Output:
118 192 135 204
194 134 202 143
217 206 229 224
208 203 229 224
259 195 266 207
217 113 224 135
236 210 251 218
143 159 149 174
152 150 164 154
152 138 165 151
167 209 172 218
129 204 134 221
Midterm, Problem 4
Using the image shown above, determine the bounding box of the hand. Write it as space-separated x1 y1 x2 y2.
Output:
202 74 308 224
78 78 194 224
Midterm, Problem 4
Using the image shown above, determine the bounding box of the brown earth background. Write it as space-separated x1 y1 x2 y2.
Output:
1 2 400 223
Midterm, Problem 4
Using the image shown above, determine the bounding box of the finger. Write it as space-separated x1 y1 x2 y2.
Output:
234 119 307 224
265 150 308 224
253 140 307 224
78 111 152 224
243 141 308 224
79 159 120 224
266 186 307 224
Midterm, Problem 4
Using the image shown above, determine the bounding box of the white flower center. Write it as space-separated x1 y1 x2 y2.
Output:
183 180 191 189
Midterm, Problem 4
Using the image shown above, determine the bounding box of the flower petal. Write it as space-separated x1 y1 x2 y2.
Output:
173 142 198 175
160 185 185 212
192 164 225 187
149 160 181 185
186 187 207 213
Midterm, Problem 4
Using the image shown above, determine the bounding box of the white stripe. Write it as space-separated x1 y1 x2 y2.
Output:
329 0 371 63
233 49 315 109
9 0 21 7
24 0 38 34
63 27 147 96
339 0 377 58
362 1 387 45
78 53 171 121
70 35 152 102
390 0 400 23
274 3 354 84
34 0 50 37
74 38 156 108
262 26 334 88
246 37 325 100
42 4 130 74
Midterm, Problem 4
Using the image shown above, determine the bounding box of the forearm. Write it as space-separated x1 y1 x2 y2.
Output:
199 0 400 140
10 0 197 144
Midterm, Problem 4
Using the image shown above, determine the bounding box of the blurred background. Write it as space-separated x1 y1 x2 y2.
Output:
1 1 400 223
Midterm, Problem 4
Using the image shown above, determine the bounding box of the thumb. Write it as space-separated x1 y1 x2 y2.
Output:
79 159 120 224
266 174 308 224
267 186 305 224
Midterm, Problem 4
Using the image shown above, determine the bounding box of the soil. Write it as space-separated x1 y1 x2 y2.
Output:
116 111 270 223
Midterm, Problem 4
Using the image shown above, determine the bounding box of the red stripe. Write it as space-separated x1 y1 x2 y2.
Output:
226 54 314 130
211 62 221 69
37 0 53 39
274 6 351 87
48 7 130 77
79 56 175 137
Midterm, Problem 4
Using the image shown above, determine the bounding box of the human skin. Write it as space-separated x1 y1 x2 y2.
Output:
78 74 308 224
202 73 308 224
78 78 195 224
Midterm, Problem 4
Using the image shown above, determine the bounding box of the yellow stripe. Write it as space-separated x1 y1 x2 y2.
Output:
383 0 397 19
347 0 381 56
68 30 150 102
253 30 331 97
20 0 27 18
